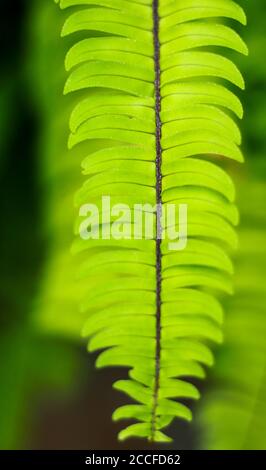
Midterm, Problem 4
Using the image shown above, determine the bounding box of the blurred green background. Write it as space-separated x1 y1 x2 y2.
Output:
0 0 265 450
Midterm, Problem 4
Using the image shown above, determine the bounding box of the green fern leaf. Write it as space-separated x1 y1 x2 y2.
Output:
57 0 247 442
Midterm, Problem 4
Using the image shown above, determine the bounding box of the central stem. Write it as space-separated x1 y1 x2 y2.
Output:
151 0 162 441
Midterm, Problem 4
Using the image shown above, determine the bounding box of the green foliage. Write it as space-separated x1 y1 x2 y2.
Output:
0 0 87 449
0 0 87 450
57 0 247 442
29 0 88 338
196 1 266 449
198 180 266 449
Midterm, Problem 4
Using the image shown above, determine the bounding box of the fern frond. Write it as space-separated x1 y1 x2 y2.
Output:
57 0 247 442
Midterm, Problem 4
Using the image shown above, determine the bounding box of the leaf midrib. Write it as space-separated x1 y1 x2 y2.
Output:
151 0 162 442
